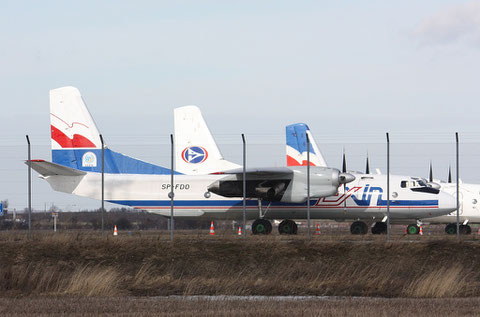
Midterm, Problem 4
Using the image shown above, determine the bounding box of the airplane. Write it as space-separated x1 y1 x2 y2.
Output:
28 86 355 235
285 123 457 234
407 165 480 235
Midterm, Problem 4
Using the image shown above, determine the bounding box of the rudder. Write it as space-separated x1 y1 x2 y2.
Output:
286 123 327 167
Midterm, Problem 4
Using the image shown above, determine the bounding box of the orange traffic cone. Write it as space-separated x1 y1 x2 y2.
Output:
114 225 118 236
238 225 242 236
209 221 215 235
419 225 423 236
315 224 321 235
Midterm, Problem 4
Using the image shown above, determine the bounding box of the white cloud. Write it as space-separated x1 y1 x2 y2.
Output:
413 1 480 46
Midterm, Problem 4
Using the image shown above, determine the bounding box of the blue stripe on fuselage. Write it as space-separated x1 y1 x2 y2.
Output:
109 199 438 208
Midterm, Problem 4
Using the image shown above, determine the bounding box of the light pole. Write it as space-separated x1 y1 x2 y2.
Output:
456 132 459 240
242 134 246 239
386 132 390 241
100 134 105 239
26 135 32 239
170 134 174 242
306 133 311 239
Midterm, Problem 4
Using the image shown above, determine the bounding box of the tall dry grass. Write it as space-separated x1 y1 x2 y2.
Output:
1 231 480 298
64 265 122 296
403 264 474 297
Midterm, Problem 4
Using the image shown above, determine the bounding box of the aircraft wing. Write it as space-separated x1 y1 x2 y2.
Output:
208 167 294 201
26 160 87 177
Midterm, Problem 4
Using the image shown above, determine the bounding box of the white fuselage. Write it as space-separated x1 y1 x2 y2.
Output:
43 171 456 221
420 182 480 224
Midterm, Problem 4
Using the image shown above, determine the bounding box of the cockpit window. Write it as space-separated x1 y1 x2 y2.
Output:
417 179 428 187
401 178 439 194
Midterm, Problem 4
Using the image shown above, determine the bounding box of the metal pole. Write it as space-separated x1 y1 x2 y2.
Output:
456 132 460 240
170 134 174 242
242 134 246 239
100 134 105 239
306 133 311 239
26 135 32 239
386 132 390 241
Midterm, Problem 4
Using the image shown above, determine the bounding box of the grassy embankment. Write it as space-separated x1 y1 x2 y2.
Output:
0 231 479 298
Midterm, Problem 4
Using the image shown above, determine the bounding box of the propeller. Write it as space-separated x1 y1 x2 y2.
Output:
426 161 441 190
448 166 452 183
365 154 370 174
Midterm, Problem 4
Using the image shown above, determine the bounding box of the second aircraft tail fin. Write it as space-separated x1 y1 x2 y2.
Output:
286 123 327 167
174 106 240 175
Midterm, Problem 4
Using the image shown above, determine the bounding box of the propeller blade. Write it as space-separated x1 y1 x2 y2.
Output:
429 162 433 183
342 150 346 173
448 166 452 183
365 155 370 174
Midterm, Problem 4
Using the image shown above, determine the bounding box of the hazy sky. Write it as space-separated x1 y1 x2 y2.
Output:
1 1 480 211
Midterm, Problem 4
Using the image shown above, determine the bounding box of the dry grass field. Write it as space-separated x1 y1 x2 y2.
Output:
1 229 480 300
2 296 480 316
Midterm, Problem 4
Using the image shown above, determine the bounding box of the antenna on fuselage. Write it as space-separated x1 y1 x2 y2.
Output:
365 153 370 174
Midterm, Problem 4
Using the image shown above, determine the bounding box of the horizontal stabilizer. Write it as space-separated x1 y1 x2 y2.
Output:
26 160 87 177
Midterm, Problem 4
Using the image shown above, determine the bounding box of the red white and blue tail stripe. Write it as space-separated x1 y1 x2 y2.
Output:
50 86 174 175
286 123 327 167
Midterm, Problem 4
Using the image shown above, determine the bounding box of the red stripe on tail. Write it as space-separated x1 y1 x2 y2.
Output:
51 125 96 148
287 155 301 166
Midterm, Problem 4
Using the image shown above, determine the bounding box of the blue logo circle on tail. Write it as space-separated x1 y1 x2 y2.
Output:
182 146 208 164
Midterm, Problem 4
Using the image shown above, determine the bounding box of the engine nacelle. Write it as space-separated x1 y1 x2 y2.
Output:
280 167 354 203
207 166 354 203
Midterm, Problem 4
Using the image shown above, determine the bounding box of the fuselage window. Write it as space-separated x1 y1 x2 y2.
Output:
401 181 417 188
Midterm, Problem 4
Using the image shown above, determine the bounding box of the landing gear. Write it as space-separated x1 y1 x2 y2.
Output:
446 223 471 235
371 222 387 234
445 223 456 235
350 221 368 235
460 225 472 235
406 224 420 235
252 219 272 235
278 219 298 235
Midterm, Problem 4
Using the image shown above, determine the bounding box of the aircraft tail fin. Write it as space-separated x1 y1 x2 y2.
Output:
286 123 327 167
174 106 240 175
50 86 172 175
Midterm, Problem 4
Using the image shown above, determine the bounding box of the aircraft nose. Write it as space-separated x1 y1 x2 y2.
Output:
339 173 355 184
438 192 457 213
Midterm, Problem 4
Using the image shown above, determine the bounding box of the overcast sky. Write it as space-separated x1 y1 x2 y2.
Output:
1 1 480 211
